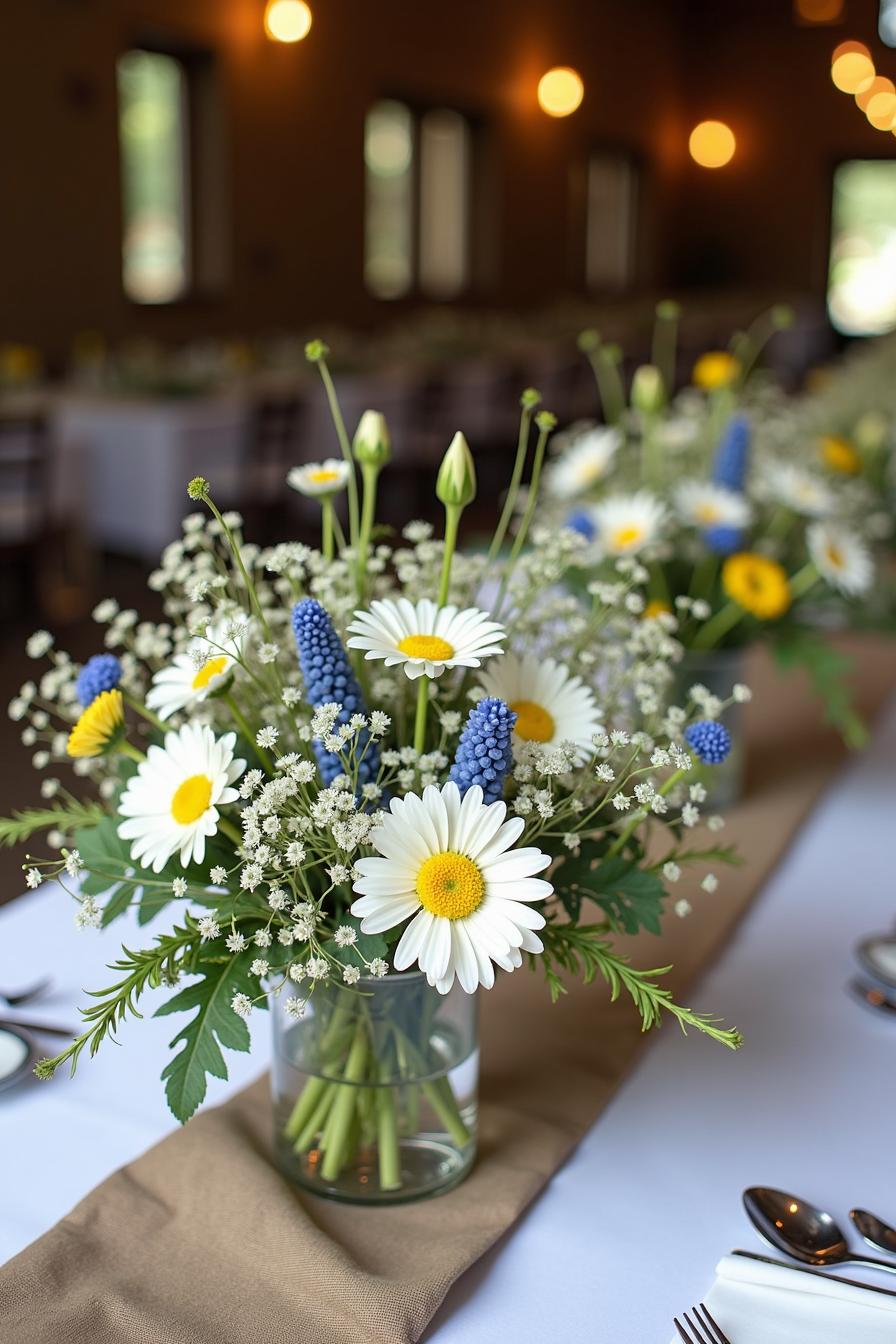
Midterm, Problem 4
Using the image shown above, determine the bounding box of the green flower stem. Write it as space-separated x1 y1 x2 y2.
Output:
438 504 461 606
691 600 746 651
421 1076 471 1148
642 412 663 492
320 1018 369 1181
688 553 719 603
201 492 274 644
357 462 380 593
789 561 820 602
585 348 625 425
321 496 335 561
413 677 430 757
217 816 244 848
121 691 167 735
284 1074 328 1141
486 402 536 562
314 357 360 557
295 1082 337 1152
377 1068 402 1191
224 692 274 774
118 740 146 765
651 307 679 398
606 767 687 859
494 416 554 616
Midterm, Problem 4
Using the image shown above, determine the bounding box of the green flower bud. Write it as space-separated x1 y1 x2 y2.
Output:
187 476 210 501
353 410 391 468
599 342 622 365
304 339 330 363
655 299 681 320
577 329 601 353
771 304 794 330
436 431 477 509
535 411 557 432
520 387 541 409
631 364 665 414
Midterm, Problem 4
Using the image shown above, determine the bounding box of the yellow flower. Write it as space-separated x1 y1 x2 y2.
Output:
67 689 125 758
819 434 860 475
722 553 791 620
643 599 671 620
692 351 740 391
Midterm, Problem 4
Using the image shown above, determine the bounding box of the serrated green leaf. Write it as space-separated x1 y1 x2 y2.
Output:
156 945 255 1122
554 846 665 935
773 629 868 748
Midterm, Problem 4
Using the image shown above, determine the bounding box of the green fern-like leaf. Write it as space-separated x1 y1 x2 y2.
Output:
0 800 106 850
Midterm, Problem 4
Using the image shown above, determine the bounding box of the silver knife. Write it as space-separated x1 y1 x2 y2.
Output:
733 1250 896 1300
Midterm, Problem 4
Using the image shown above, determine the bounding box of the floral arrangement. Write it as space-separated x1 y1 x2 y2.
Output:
2 344 743 1197
539 304 891 747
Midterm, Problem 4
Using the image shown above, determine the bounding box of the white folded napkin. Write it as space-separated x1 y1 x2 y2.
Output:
669 1254 896 1344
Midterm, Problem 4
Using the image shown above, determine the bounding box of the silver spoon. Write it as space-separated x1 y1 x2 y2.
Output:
852 1208 896 1257
743 1187 896 1275
0 977 51 1007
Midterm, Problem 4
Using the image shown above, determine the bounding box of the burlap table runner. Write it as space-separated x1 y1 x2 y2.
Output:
2 637 894 1344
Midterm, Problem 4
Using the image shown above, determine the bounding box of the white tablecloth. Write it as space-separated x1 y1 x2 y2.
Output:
2 705 895 1341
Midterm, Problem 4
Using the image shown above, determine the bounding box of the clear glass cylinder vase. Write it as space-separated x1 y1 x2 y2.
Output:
271 971 478 1205
676 647 747 811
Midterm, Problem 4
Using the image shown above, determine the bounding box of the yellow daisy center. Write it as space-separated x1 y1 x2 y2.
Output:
695 503 721 524
67 690 124 759
171 774 213 825
192 655 229 691
820 435 860 475
398 634 455 661
575 459 603 485
611 524 644 550
692 351 740 391
416 851 484 920
510 699 556 742
308 468 341 483
825 542 845 570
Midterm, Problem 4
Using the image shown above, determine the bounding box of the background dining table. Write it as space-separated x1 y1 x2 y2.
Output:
2 699 895 1342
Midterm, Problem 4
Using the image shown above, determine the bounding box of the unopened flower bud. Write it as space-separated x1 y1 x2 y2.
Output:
631 364 665 415
535 411 557 433
520 387 541 409
655 299 680 320
353 410 391 468
187 476 210 500
771 304 794 330
577 329 601 354
304 339 329 363
436 431 477 509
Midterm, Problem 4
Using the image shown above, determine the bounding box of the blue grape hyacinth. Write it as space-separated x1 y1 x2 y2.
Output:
712 414 750 492
291 598 379 786
565 509 596 542
684 719 732 765
76 654 122 708
450 697 516 804
703 524 744 556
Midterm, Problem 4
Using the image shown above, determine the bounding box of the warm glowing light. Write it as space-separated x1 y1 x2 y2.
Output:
264 0 312 43
866 87 896 129
857 75 895 112
831 46 875 93
795 0 843 21
688 121 736 169
537 67 584 117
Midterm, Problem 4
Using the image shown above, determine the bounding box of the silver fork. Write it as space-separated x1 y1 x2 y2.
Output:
673 1303 733 1344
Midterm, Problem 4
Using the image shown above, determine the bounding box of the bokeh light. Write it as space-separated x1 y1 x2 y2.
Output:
865 86 896 129
688 121 736 169
795 0 844 21
856 74 894 112
831 44 875 94
537 67 584 117
264 0 313 43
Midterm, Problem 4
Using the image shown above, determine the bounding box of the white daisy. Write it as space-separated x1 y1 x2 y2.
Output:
287 459 351 497
675 480 752 531
765 463 834 517
807 521 873 595
118 723 245 872
346 598 505 680
545 426 620 499
146 620 244 722
591 491 666 556
351 781 551 993
476 653 602 763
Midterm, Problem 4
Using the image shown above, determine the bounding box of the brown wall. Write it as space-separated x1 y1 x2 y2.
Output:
0 0 688 359
3 0 895 362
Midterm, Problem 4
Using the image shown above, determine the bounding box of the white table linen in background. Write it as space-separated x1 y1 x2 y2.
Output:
669 1255 896 1344
1 704 895 1344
